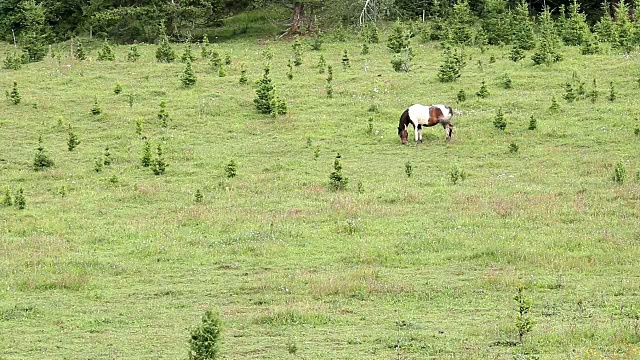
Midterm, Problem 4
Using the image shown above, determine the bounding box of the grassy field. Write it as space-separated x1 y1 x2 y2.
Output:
1 28 640 359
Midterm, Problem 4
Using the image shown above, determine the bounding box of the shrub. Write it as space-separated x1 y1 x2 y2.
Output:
457 89 467 102
103 146 112 166
509 142 519 153
188 310 222 360
391 49 412 72
310 31 323 50
195 189 203 203
113 83 123 95
510 46 525 62
97 39 115 61
613 162 626 184
387 20 411 53
3 52 23 70
502 74 513 89
450 165 467 184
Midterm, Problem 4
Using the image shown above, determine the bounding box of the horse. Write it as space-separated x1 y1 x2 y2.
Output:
398 104 454 144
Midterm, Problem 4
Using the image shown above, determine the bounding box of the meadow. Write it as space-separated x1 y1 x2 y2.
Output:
1 24 640 359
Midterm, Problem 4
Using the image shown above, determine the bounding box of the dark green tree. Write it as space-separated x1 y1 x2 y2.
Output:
532 7 563 66
67 124 80 151
8 81 21 105
97 39 115 61
127 44 140 62
152 144 167 175
181 58 197 88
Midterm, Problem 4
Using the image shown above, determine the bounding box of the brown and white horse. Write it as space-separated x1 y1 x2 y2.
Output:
398 104 454 144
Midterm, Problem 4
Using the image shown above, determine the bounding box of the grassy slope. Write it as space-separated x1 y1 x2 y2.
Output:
0 31 640 359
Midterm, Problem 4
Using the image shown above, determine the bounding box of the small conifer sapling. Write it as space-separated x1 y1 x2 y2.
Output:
181 59 197 88
152 144 167 175
15 187 26 209
493 108 506 130
67 125 80 151
188 310 222 360
2 186 12 207
33 135 54 170
141 141 152 167
9 81 20 105
225 160 237 178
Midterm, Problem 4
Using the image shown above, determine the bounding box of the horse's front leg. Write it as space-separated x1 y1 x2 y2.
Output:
416 124 423 144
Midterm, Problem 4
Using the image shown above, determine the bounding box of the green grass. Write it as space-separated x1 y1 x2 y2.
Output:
1 33 640 359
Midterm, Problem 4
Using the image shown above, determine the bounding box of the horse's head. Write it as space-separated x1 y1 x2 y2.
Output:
399 129 409 144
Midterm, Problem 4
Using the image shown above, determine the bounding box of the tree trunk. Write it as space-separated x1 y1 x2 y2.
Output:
290 2 305 34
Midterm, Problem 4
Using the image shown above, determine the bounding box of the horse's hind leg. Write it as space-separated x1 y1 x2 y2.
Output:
417 124 423 144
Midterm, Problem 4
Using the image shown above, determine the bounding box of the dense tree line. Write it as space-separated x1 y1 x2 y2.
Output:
0 0 637 45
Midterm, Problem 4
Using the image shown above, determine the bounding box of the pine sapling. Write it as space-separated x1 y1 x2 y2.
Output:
94 158 104 173
91 97 102 115
405 161 413 178
152 144 167 175
156 35 176 63
239 65 248 84
218 64 226 77
361 43 369 55
73 39 86 60
609 81 616 102
528 115 537 130
509 142 519 153
613 161 626 184
141 141 152 167
127 45 140 62
135 118 143 135
188 310 222 360
67 125 80 151
514 287 535 344
224 54 231 66
328 153 348 191
493 108 506 130
550 96 560 111
287 59 294 80
225 159 237 178
97 39 115 61
2 186 12 207
317 55 326 74
158 101 169 128
195 189 203 203
181 43 195 63
181 58 197 88
14 187 26 209
502 74 513 89
477 80 490 98
33 135 54 170
103 146 111 166
9 81 20 105
114 82 123 94
341 49 350 69
292 38 303 66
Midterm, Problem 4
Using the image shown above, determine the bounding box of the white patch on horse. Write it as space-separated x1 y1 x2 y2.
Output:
407 104 432 126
